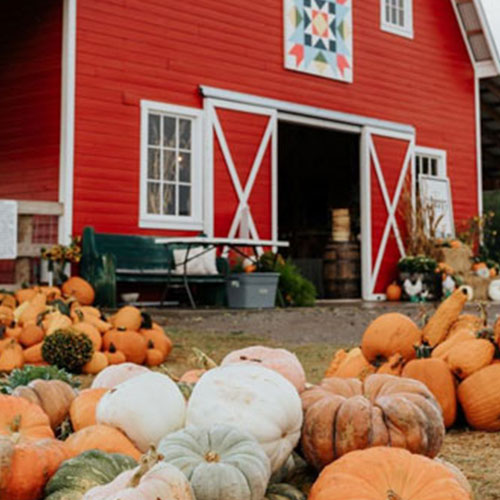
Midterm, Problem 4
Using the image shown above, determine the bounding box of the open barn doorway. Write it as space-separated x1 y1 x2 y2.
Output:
278 119 361 299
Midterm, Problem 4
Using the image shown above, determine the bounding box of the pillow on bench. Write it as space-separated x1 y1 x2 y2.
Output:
172 247 219 275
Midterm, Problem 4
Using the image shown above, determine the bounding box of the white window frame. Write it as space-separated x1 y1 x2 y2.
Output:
380 0 413 39
139 100 204 231
415 146 447 179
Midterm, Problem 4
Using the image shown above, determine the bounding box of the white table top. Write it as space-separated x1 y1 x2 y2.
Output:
154 237 289 247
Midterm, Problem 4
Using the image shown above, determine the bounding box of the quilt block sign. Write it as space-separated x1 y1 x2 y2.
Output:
284 0 353 82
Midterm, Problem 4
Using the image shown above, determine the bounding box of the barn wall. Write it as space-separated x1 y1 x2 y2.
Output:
73 0 477 236
0 1 63 201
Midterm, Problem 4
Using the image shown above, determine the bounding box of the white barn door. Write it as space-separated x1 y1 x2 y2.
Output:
204 98 277 249
361 127 415 301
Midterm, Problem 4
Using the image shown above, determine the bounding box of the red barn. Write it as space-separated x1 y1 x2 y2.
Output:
1 0 499 299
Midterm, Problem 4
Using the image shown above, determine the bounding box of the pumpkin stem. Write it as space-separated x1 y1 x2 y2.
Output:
127 446 163 488
191 347 218 370
386 490 403 500
10 414 21 433
205 451 220 463
414 343 433 359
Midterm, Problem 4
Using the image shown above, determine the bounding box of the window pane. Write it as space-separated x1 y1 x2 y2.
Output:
147 148 161 180
422 157 429 174
163 116 176 148
386 4 391 22
178 152 191 183
163 183 176 215
148 114 160 146
391 6 397 24
147 182 160 214
399 8 404 27
431 159 438 176
179 185 191 216
179 119 192 150
163 150 176 182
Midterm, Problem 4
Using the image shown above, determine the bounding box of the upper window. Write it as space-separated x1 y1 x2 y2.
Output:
415 147 447 180
140 101 203 230
381 0 413 39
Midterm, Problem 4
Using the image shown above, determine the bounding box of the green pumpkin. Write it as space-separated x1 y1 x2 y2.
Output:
265 483 307 500
44 450 137 500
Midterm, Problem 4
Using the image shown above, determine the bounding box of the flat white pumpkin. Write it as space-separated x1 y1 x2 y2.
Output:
96 372 186 452
158 424 271 500
186 364 303 472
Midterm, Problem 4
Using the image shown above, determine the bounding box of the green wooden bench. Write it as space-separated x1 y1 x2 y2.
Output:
80 227 229 308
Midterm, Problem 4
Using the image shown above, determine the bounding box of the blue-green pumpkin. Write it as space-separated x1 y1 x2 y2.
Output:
44 449 137 500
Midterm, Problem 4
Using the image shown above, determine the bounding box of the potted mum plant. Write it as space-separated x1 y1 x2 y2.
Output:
40 236 82 286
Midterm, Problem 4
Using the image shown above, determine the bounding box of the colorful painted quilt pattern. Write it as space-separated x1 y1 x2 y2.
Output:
284 0 353 82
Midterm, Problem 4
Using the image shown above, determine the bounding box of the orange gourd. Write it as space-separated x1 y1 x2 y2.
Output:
18 324 44 348
14 288 37 304
82 352 109 375
431 329 475 361
22 342 44 364
65 424 142 460
140 328 172 358
0 306 14 326
104 344 127 365
446 338 494 379
385 282 402 301
39 286 62 301
361 313 421 363
0 340 24 372
102 328 148 365
376 353 404 375
62 277 95 305
19 293 47 326
448 314 484 339
308 447 470 500
325 347 375 380
69 388 108 431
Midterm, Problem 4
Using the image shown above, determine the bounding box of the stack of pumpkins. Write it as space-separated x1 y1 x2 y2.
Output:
0 277 172 375
325 287 500 432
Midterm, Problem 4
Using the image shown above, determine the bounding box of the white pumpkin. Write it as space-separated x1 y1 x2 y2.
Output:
221 345 307 393
96 372 186 452
489 280 500 302
158 424 271 500
91 363 149 389
83 450 194 500
186 364 303 473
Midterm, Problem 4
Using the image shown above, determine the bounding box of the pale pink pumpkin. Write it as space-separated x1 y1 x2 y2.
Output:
221 345 306 392
91 363 149 389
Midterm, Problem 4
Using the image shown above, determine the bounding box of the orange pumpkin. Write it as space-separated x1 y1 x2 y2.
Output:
145 348 164 367
0 293 16 310
361 313 421 363
104 344 127 365
431 328 475 361
449 240 462 249
39 286 62 301
448 314 484 339
376 353 404 375
22 342 44 364
18 293 47 327
325 347 375 380
308 447 470 500
0 340 24 372
385 282 402 302
179 369 206 384
65 424 142 460
14 288 37 304
140 328 172 358
61 277 95 305
301 374 444 469
18 324 44 348
5 326 22 340
0 306 14 326
446 338 495 379
82 352 109 375
102 328 148 365
111 306 142 331
72 322 102 351
69 388 108 431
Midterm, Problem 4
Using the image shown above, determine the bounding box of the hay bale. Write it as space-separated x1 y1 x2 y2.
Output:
437 247 473 275
462 273 491 301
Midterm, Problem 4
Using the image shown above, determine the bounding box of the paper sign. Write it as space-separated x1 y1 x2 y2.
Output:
419 175 455 238
0 200 18 259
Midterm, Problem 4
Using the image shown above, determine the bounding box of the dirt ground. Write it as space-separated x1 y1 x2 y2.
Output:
152 303 500 499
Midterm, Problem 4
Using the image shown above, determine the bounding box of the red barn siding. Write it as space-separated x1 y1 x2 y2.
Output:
0 1 62 201
73 0 477 238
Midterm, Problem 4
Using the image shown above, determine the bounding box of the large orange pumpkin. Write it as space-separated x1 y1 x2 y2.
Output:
301 374 444 469
69 388 108 431
446 338 494 379
458 364 500 431
308 447 470 500
361 313 421 363
102 328 148 365
402 358 457 428
62 277 95 305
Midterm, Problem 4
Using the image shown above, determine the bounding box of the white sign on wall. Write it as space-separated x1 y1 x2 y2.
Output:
419 175 455 238
0 200 18 259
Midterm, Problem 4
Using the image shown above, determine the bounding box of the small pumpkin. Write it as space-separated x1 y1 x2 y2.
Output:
44 311 73 336
140 328 172 359
18 324 44 348
22 342 44 364
308 447 470 500
102 328 148 365
158 424 271 500
0 305 14 326
179 369 206 384
91 363 149 389
62 277 95 305
44 449 137 500
110 306 142 331
65 425 142 461
14 288 37 304
145 347 164 367
12 379 76 429
18 293 47 326
0 339 24 372
39 286 62 301
104 344 127 365
5 325 22 340
96 372 187 452
385 281 402 301
83 352 109 375
70 388 109 431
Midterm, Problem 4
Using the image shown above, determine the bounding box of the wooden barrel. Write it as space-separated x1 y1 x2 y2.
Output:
323 241 361 299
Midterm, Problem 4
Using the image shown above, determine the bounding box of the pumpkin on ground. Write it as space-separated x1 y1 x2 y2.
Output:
159 424 271 500
110 306 142 331
91 363 149 389
70 388 109 431
145 347 164 366
12 379 76 429
96 372 186 452
385 282 402 301
82 448 195 500
102 328 148 365
300 374 444 470
324 348 375 379
0 437 70 500
186 364 303 473
308 447 471 500
22 342 44 364
65 425 142 461
44 449 137 500
402 357 457 428
221 346 306 393
360 313 421 363
18 324 44 347
104 345 127 365
62 277 95 305
83 352 109 374
458 363 500 431
422 288 468 346
72 323 102 352
140 328 172 359
446 338 495 379
179 369 206 384
265 484 306 500
0 339 24 371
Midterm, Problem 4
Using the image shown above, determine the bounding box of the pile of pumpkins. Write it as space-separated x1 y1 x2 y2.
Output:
1 342 474 500
326 287 500 432
0 277 172 374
